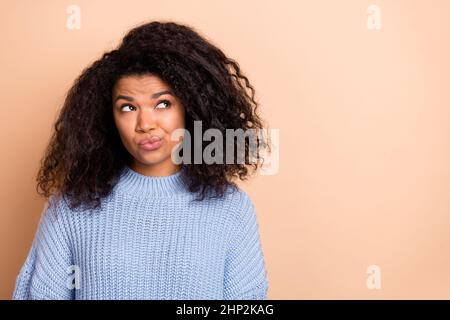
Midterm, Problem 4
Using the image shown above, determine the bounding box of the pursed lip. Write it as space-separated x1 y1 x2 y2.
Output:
138 136 162 145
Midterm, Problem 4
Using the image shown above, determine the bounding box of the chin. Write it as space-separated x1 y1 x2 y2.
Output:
139 154 172 165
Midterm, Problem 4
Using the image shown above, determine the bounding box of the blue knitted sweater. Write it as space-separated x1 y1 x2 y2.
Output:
12 165 269 300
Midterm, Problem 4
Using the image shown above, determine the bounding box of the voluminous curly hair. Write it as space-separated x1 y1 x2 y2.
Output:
37 20 271 211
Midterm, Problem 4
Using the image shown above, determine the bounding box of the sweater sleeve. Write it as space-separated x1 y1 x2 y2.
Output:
223 191 269 300
12 194 74 300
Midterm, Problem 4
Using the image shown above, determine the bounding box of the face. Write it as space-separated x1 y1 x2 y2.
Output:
112 74 185 176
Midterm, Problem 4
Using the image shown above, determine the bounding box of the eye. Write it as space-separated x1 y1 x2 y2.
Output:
120 104 136 112
155 100 171 109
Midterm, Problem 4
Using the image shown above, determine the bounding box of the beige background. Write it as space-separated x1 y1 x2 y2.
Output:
1 0 450 299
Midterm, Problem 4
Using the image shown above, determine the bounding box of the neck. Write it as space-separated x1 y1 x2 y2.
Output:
116 164 188 197
130 161 182 177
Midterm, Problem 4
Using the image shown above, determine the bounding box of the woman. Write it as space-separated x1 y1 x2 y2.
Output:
13 21 270 300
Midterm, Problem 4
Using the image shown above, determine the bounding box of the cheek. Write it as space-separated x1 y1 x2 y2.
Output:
159 111 184 149
114 114 135 143
161 109 185 133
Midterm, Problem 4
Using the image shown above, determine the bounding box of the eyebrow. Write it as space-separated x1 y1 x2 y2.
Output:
114 90 174 103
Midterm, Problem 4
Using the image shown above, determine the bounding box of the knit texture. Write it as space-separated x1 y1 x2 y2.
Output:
12 165 269 300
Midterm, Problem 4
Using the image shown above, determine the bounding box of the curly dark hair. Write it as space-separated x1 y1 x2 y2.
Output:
36 20 272 211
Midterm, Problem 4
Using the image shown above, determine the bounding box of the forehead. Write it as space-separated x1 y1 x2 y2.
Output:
113 74 169 94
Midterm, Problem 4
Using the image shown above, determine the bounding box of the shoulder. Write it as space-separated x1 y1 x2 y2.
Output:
219 185 257 226
225 185 254 208
45 193 71 217
35 193 74 236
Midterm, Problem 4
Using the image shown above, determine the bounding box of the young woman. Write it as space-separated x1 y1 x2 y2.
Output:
13 21 270 300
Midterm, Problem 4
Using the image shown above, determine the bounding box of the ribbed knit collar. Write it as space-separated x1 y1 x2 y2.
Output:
116 165 188 197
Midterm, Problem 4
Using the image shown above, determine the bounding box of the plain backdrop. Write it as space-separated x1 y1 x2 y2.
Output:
1 0 450 299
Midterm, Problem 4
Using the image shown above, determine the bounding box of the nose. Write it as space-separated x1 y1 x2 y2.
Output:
136 108 157 133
